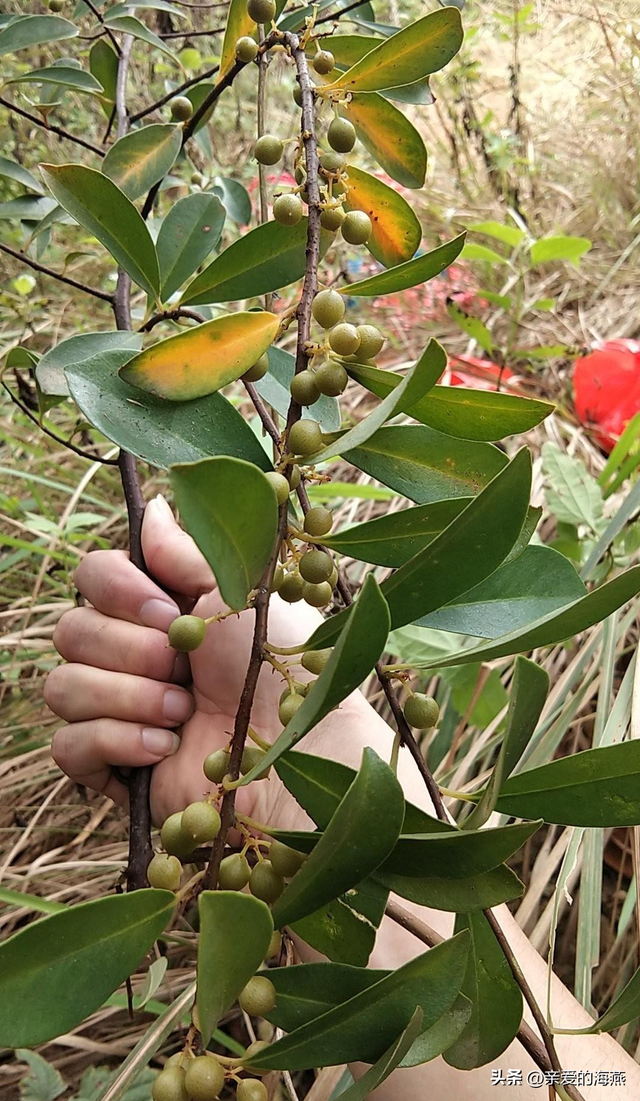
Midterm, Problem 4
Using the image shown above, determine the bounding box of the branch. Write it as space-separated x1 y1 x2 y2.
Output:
0 98 104 157
0 240 113 303
130 64 220 123
81 0 122 55
139 307 206 333
1 377 118 465
158 25 225 38
243 380 282 451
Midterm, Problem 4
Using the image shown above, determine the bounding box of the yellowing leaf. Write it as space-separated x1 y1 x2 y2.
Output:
342 94 426 189
344 165 421 268
120 311 278 401
218 0 255 81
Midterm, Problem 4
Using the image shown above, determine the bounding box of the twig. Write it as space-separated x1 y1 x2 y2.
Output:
315 0 371 26
0 98 104 156
0 240 113 303
158 25 225 38
81 0 122 55
130 65 220 123
1 378 118 465
139 308 207 332
378 669 449 821
243 381 282 451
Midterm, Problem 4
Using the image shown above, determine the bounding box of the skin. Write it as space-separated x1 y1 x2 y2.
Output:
47 495 640 1100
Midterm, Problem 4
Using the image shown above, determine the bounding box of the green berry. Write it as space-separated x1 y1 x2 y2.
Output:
152 1066 189 1101
239 975 277 1016
278 571 304 603
269 839 306 878
171 96 193 122
249 860 284 903
328 565 338 587
290 370 320 407
320 150 344 173
273 193 303 227
266 930 282 958
236 35 259 63
238 1078 269 1100
300 549 333 583
303 506 333 537
168 615 206 653
313 50 335 75
301 648 333 674
179 48 201 71
218 852 251 890
293 83 303 108
288 418 322 456
184 1055 225 1101
279 680 308 702
48 0 66 10
302 580 332 608
271 564 285 593
356 324 385 359
329 322 360 356
254 134 282 165
181 801 221 844
342 210 372 246
320 206 346 232
166 1053 189 1068
203 749 230 784
147 852 182 891
160 812 195 858
243 352 269 383
403 693 440 730
265 471 290 505
289 463 301 488
190 171 205 187
328 116 356 153
247 0 276 22
278 692 305 725
314 359 348 397
240 745 269 777
311 288 345 328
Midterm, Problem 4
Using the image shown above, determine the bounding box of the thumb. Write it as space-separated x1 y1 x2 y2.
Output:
141 494 215 598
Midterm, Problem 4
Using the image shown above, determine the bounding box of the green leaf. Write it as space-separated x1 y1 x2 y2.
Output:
341 94 426 189
333 1009 424 1100
542 441 603 532
239 576 391 783
246 934 470 1070
400 996 472 1067
170 456 278 610
343 234 466 297
468 221 525 248
36 330 142 399
494 740 640 827
461 242 509 264
40 164 160 298
102 124 182 201
375 864 525 912
272 749 404 929
344 164 421 267
90 39 118 114
418 545 586 639
0 15 78 56
444 912 522 1069
347 362 553 441
103 14 177 60
0 196 57 221
530 235 591 266
291 878 388 967
16 1050 65 1101
211 176 251 225
326 8 463 92
157 192 225 300
7 66 103 95
0 890 174 1047
254 346 340 433
218 0 256 80
446 301 494 353
411 565 640 669
267 962 385 1032
382 820 541 879
584 964 640 1034
312 33 433 104
0 155 45 194
0 887 67 916
197 891 273 1045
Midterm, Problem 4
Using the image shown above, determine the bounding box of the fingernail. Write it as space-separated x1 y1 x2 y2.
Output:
141 597 179 631
153 493 174 519
163 689 193 723
142 728 180 757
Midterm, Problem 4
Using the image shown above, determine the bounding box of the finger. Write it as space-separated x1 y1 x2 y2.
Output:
53 606 179 681
141 494 215 598
52 720 180 801
74 550 181 631
44 664 194 726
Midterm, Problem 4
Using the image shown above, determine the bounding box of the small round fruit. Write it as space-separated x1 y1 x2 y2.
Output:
328 116 356 153
290 370 320 407
247 0 276 22
254 134 283 165
314 359 348 397
179 48 202 71
403 693 440 730
289 463 301 488
152 1066 189 1101
279 680 307 702
238 1079 269 1101
288 418 322 456
278 692 305 725
48 0 66 10
236 35 259 63
320 205 346 232
240 745 268 776
328 565 338 587
329 322 360 356
171 96 193 122
320 150 344 173
269 839 306 877
181 801 221 844
249 860 285 903
218 852 251 890
278 571 304 603
266 930 282 958
271 564 285 593
190 171 205 187
342 210 372 246
273 193 303 227
243 352 269 383
244 1040 271 1075
356 324 385 359
168 614 206 653
161 812 194 858
303 506 333 537
203 748 230 784
302 580 332 608
147 852 182 891
265 471 290 505
293 83 303 108
301 648 332 674
239 975 277 1017
300 549 333 584
184 1055 225 1101
311 288 345 329
313 49 335 75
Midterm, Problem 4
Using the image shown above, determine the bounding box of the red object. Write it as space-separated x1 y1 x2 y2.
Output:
573 340 640 452
445 354 516 390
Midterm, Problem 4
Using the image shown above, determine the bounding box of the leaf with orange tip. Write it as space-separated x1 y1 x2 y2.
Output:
344 165 421 268
119 311 279 402
341 94 426 189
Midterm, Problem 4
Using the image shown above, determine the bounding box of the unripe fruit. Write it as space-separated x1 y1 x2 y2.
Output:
171 96 193 122
239 975 277 1016
311 288 345 329
303 506 333 537
300 549 333 583
290 370 320 407
279 680 308 702
254 134 282 165
329 322 360 356
289 463 301 488
356 324 385 359
179 48 201 71
265 471 290 505
247 0 276 22
236 35 259 63
403 693 440 730
269 839 306 877
184 1055 225 1101
147 852 182 891
160 812 195 858
293 83 303 108
342 210 372 246
278 571 304 603
328 565 338 588
288 418 322 456
313 49 335 75
273 193 303 227
320 150 344 173
152 1066 189 1101
203 748 230 784
168 614 206 653
243 352 269 383
303 580 332 608
219 852 251 890
278 692 305 725
166 1053 189 1068
249 860 284 903
190 171 205 187
314 358 348 396
328 117 356 153
320 205 346 232
271 564 285 593
238 1079 269 1101
244 1040 271 1075
301 648 333 674
181 801 221 844
240 745 269 777
48 0 66 10
266 930 282 958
